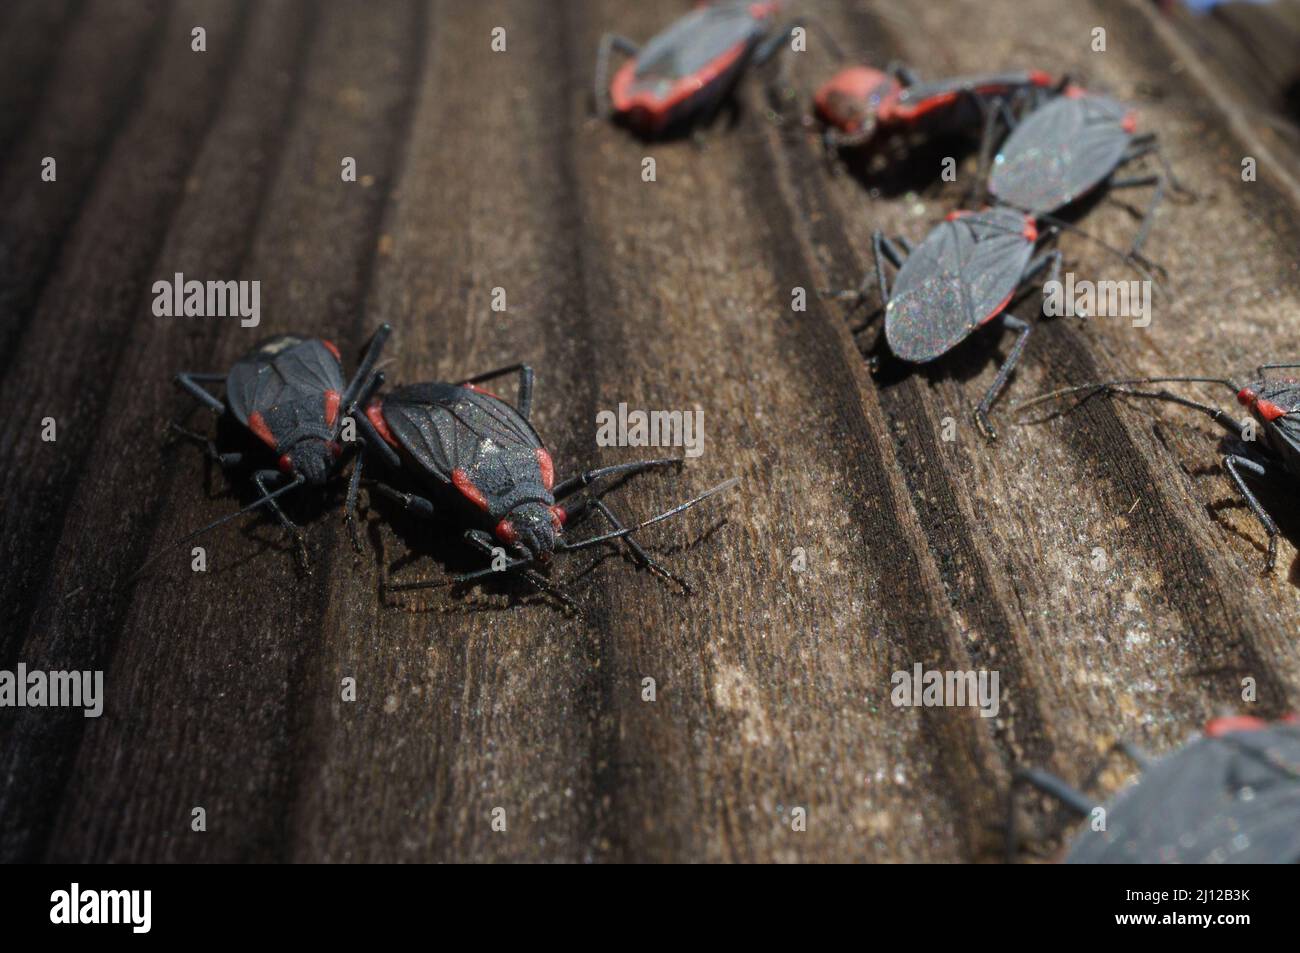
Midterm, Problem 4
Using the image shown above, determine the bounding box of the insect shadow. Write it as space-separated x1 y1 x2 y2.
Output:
1018 380 1300 581
1186 450 1300 586
161 415 333 569
836 131 990 199
364 467 725 614
848 270 1057 399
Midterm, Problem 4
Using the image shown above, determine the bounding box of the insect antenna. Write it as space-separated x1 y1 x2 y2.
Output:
1013 375 1240 428
556 476 740 553
1031 212 1168 293
130 474 307 581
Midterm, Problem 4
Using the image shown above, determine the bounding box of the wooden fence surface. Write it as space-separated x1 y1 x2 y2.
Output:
1 0 1298 862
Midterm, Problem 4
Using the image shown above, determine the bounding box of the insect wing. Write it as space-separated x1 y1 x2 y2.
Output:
989 95 1132 214
1066 725 1300 863
226 336 346 428
894 71 1045 110
380 383 544 486
630 2 761 90
885 209 1034 363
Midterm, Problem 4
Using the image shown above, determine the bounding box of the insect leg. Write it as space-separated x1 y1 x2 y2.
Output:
352 409 402 470
874 232 906 301
593 33 638 118
344 454 365 551
564 496 692 592
1023 247 1063 304
462 529 580 614
753 20 792 66
369 481 436 520
553 458 682 501
252 468 308 568
1107 172 1164 258
168 423 243 469
340 323 392 414
975 314 1031 440
884 61 920 86
1006 766 1093 862
175 372 228 416
460 363 534 420
819 231 902 317
1222 454 1280 572
1080 740 1149 790
252 470 302 535
968 96 1001 207
757 17 844 120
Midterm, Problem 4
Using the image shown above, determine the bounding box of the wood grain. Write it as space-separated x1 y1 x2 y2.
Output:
1 0 1297 863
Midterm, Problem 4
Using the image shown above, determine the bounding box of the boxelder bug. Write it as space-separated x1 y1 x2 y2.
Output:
352 364 738 612
813 63 1058 158
1008 715 1300 863
985 88 1185 256
1016 364 1300 572
594 1 819 138
162 324 391 566
825 207 1064 439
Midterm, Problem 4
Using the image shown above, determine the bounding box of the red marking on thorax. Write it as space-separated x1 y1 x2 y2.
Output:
814 67 893 131
278 453 293 474
882 89 957 124
322 339 341 361
536 448 554 491
1238 387 1287 421
247 411 277 449
464 382 502 400
1256 399 1287 422
324 389 341 428
495 519 517 544
452 469 489 511
366 400 399 448
1205 715 1269 737
550 505 567 531
1121 111 1138 134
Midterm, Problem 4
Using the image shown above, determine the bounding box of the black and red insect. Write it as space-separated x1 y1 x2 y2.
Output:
167 324 390 556
594 1 806 137
825 87 1167 438
1017 364 1300 571
827 207 1062 439
353 364 736 610
1009 715 1300 863
813 63 1058 156
985 87 1181 256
